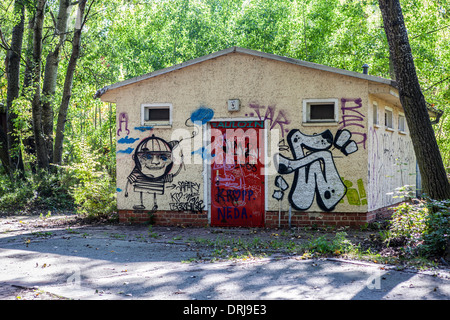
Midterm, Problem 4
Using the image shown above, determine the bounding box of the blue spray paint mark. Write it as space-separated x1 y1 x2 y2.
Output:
117 147 134 154
191 147 215 160
134 126 153 132
116 188 122 192
118 136 139 144
190 107 214 124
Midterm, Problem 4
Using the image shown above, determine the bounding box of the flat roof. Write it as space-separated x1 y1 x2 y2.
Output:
95 46 396 99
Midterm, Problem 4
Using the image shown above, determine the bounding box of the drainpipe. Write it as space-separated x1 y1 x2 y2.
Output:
278 200 281 228
288 205 292 229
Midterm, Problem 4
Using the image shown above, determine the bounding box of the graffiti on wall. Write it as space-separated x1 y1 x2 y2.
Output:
186 106 215 160
246 103 291 137
118 136 140 144
340 178 367 206
116 112 139 155
117 112 130 136
368 127 415 210
124 134 184 211
273 129 358 211
168 181 205 213
339 98 367 149
210 121 265 226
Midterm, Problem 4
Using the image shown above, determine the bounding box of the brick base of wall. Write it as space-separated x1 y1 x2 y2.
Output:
265 204 398 228
265 211 370 228
118 210 209 227
118 203 399 228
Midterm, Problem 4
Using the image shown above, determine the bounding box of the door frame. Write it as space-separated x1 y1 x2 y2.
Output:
204 118 268 226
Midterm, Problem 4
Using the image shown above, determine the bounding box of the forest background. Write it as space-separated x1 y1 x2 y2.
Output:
0 0 449 217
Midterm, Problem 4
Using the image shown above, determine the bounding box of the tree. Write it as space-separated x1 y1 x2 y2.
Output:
4 0 25 175
378 0 450 200
42 0 73 164
54 0 89 165
30 0 49 170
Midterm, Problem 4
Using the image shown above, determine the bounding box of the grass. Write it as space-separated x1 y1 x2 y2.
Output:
183 228 448 270
186 231 365 262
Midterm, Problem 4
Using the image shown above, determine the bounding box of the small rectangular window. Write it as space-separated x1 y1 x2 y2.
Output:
141 103 172 126
398 114 406 132
373 102 379 125
145 108 170 122
310 104 335 120
303 99 338 123
385 107 393 129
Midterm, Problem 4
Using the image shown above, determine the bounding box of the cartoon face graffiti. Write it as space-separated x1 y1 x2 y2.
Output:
125 134 183 210
138 151 172 174
132 134 181 179
274 129 358 211
135 144 173 180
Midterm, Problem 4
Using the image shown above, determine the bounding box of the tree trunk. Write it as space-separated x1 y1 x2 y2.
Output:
0 127 11 176
41 0 72 165
378 0 450 200
31 0 49 170
22 14 35 95
21 13 37 173
53 0 87 165
5 0 25 174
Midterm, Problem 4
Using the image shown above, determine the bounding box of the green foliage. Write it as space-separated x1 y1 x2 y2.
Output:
64 140 116 218
388 199 450 257
420 199 450 256
0 170 74 212
305 232 356 255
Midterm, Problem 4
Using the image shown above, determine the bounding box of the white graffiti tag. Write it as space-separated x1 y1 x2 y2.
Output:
274 129 358 211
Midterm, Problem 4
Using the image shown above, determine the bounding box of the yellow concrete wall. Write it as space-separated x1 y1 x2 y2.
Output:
105 52 411 215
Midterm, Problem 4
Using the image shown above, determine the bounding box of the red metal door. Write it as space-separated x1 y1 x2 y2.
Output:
210 121 265 227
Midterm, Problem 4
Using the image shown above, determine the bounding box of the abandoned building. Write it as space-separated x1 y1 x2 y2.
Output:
96 46 428 228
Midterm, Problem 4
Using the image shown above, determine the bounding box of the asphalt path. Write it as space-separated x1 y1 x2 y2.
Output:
0 214 449 303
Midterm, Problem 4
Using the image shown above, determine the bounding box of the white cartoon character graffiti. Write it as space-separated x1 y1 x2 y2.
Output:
125 134 183 210
274 129 358 211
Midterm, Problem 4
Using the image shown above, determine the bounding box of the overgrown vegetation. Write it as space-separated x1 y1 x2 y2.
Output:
386 199 450 259
0 170 73 212
186 230 371 264
0 140 116 218
181 198 449 268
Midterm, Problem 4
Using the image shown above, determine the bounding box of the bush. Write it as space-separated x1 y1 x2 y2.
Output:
420 199 450 257
70 173 116 218
0 170 74 213
0 140 116 218
388 199 450 258
65 141 117 218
